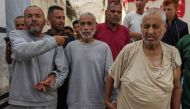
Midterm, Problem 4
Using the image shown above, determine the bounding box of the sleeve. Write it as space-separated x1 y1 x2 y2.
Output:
64 44 71 67
9 30 57 61
53 46 69 88
176 38 185 70
180 23 189 38
104 45 113 81
173 47 182 68
109 45 130 88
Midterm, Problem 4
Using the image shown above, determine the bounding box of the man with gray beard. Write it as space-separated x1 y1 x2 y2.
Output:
65 12 113 109
7 5 69 109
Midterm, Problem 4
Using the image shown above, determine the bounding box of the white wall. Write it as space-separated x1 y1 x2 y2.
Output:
0 0 6 28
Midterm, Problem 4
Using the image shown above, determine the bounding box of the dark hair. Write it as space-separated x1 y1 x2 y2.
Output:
163 0 179 7
64 26 74 32
15 16 24 22
48 5 64 17
72 20 79 26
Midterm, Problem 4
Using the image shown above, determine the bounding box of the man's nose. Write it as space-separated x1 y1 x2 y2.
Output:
148 27 154 33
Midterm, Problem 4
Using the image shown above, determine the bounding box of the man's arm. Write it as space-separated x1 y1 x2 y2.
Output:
53 46 69 88
34 46 69 91
130 32 142 41
104 75 117 109
9 30 65 61
171 66 182 109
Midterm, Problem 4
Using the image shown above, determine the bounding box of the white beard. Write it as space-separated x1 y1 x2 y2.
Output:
80 30 95 39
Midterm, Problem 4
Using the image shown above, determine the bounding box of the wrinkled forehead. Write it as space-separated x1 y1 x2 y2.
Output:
24 6 44 17
79 16 95 23
142 13 164 24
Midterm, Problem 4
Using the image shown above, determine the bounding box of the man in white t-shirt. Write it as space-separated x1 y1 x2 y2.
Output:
123 0 148 41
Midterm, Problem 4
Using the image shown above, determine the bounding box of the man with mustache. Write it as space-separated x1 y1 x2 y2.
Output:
123 0 148 41
65 12 113 109
7 5 69 109
105 8 181 109
46 5 75 109
95 1 131 60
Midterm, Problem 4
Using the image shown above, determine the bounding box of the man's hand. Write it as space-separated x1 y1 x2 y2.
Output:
55 36 66 46
105 101 117 109
34 74 56 92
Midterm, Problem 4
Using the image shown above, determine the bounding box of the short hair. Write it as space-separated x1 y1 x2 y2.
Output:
72 20 79 27
142 7 166 23
24 5 44 17
14 16 24 23
163 0 179 7
64 26 74 32
79 12 96 23
107 1 122 10
48 5 64 17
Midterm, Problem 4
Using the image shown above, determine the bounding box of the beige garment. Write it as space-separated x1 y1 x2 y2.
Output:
109 40 181 109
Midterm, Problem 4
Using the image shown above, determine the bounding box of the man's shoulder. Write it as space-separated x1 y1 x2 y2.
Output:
95 40 110 47
161 41 178 52
125 11 136 18
9 30 28 38
176 18 188 25
10 30 27 34
97 23 106 28
65 40 79 47
123 41 141 51
178 34 190 45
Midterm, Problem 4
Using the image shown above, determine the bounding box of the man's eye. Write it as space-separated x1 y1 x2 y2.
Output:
110 10 115 13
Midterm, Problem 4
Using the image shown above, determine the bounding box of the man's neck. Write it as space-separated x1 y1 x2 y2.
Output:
80 38 95 43
136 9 144 15
143 43 163 67
167 17 176 26
50 28 64 35
107 22 118 31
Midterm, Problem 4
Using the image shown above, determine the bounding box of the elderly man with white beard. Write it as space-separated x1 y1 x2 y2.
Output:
64 12 113 109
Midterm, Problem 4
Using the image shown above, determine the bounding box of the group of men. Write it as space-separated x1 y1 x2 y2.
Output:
4 0 190 109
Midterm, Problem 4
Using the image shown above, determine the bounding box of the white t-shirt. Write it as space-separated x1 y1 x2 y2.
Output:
123 11 143 33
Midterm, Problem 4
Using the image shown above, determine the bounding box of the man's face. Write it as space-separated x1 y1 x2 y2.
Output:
163 3 177 21
79 16 96 40
73 23 80 35
15 17 27 30
106 4 122 25
64 29 74 36
141 13 166 49
48 9 65 31
135 0 147 10
24 7 45 35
